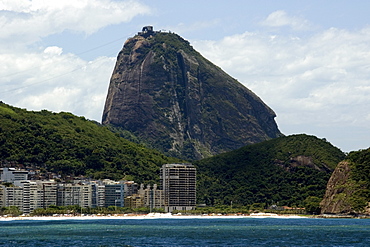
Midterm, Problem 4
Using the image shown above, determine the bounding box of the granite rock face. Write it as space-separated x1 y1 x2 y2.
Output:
320 161 353 214
102 30 282 159
320 153 370 215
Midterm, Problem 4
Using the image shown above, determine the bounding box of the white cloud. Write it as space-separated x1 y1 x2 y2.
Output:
0 0 150 45
260 10 311 31
1 3 369 152
0 0 151 121
0 48 115 121
44 46 63 56
192 27 370 148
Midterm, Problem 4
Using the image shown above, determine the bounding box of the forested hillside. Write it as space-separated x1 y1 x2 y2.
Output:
346 148 370 213
0 102 180 183
194 134 345 207
1 102 351 209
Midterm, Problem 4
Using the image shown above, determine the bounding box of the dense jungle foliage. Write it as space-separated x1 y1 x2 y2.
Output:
0 102 180 183
194 134 345 207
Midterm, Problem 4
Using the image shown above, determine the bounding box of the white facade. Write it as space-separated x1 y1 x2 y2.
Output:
57 183 93 208
139 184 164 210
0 168 28 183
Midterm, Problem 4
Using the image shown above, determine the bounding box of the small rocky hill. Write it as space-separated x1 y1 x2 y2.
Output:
102 27 282 160
320 148 370 215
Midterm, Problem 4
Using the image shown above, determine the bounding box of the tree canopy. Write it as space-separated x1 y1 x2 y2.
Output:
194 134 345 207
0 102 180 183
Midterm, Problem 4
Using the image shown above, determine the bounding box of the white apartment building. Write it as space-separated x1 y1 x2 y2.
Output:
57 183 93 208
138 184 164 210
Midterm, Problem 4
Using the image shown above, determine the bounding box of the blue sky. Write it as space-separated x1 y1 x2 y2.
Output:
1 0 370 153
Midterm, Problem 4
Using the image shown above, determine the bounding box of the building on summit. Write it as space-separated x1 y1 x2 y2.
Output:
138 26 160 37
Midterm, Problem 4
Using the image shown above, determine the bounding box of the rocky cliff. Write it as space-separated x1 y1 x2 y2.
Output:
102 29 282 159
320 148 370 215
320 161 354 214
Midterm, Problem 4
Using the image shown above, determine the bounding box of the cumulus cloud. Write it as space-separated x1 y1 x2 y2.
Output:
0 0 151 121
192 27 370 150
1 3 369 151
260 10 311 31
0 48 115 120
0 0 150 45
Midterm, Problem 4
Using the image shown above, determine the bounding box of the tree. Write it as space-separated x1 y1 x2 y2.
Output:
304 196 322 214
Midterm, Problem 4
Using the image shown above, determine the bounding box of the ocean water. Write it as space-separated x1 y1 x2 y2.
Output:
0 217 369 246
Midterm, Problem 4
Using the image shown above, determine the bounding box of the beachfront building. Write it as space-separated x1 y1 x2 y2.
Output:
124 194 143 209
0 185 24 211
0 185 5 208
19 180 57 214
41 181 58 208
21 181 44 214
160 163 196 212
123 181 138 197
0 181 57 214
138 184 164 211
92 183 106 208
57 183 93 208
0 164 198 214
103 181 125 208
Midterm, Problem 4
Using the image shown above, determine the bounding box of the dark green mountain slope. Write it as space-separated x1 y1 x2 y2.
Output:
0 102 180 182
195 134 345 207
320 148 370 215
102 30 282 160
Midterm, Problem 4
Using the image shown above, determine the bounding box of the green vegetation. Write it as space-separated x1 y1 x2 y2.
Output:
0 102 180 183
195 134 345 207
0 102 350 209
0 206 21 216
172 207 307 216
29 205 164 216
344 148 370 213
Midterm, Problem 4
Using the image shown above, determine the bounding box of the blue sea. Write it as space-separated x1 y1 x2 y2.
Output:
0 217 369 246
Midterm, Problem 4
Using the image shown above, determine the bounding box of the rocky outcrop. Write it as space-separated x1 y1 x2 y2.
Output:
320 148 370 215
102 30 282 159
320 161 353 214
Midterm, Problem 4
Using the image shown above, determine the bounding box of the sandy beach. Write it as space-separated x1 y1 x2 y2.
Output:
0 213 307 221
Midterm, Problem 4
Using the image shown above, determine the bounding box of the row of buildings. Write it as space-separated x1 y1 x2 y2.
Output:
0 163 196 214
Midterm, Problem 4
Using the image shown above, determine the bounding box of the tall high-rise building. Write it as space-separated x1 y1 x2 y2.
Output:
160 163 196 212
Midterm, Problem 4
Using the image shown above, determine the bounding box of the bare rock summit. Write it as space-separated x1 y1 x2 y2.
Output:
102 26 282 160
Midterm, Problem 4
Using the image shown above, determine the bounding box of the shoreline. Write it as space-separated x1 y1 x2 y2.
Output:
1 213 368 221
0 213 308 221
